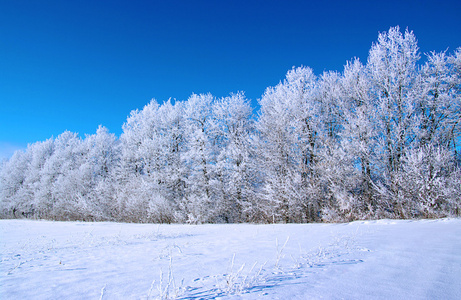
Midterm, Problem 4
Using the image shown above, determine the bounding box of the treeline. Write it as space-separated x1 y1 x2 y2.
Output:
1 26 460 223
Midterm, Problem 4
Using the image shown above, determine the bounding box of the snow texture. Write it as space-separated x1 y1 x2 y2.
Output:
1 219 460 299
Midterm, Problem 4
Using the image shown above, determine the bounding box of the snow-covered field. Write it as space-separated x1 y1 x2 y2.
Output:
1 219 460 299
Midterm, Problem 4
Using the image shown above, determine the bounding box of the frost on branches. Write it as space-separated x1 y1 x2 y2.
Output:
1 26 460 222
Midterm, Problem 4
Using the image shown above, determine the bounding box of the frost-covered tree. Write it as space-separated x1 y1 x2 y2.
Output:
339 58 378 217
149 100 187 222
33 131 84 219
181 93 218 223
256 67 320 222
0 149 32 218
79 126 120 220
211 92 256 222
419 49 461 154
117 99 170 222
314 70 359 221
367 26 422 215
21 139 55 217
393 145 461 218
367 26 421 176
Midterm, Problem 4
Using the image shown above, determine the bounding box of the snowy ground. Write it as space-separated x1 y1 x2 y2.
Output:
1 219 460 299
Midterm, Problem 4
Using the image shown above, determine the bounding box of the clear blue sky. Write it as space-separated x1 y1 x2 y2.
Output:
1 0 460 159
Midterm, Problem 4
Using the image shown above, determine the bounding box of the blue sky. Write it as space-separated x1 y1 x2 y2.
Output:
1 0 460 159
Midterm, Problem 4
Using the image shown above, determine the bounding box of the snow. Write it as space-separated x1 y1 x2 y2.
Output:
1 219 460 299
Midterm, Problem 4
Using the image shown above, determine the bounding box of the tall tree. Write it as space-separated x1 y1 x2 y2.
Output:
419 49 461 154
80 126 120 220
367 26 421 216
367 26 421 176
117 99 170 222
211 92 256 222
256 67 320 222
182 93 217 223
0 149 32 218
152 100 187 222
34 131 84 220
340 58 377 216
